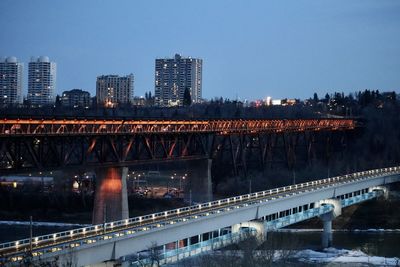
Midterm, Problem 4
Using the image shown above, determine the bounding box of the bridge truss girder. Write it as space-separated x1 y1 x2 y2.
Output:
0 133 210 172
0 122 352 174
210 130 349 176
0 130 349 174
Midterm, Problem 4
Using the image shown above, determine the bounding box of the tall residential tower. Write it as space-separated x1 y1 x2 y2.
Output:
0 57 23 106
155 54 202 106
96 74 134 107
28 56 56 106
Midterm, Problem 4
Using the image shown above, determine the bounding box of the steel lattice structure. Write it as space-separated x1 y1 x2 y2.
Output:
0 118 356 173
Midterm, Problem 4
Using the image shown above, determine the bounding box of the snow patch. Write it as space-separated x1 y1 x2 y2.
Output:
295 248 400 266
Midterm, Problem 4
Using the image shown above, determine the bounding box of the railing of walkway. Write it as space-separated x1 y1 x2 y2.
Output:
130 228 256 267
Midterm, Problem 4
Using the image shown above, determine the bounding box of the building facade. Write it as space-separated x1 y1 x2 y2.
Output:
27 56 56 106
155 54 202 106
61 89 91 108
96 74 134 107
0 57 23 106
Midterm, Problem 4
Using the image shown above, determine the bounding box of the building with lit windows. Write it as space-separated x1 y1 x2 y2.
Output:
27 56 56 106
0 57 23 106
155 54 202 106
61 89 91 108
96 74 134 107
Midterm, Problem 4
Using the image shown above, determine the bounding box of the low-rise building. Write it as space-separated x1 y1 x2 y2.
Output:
96 74 134 107
61 89 91 108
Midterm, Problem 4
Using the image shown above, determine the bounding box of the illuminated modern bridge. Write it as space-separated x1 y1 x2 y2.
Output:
0 166 398 266
0 118 356 173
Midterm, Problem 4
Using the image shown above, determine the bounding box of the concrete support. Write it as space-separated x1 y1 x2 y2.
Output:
121 167 129 220
369 186 389 199
87 261 118 267
232 221 265 241
317 199 342 248
92 167 130 224
322 220 333 248
207 159 213 202
186 159 213 203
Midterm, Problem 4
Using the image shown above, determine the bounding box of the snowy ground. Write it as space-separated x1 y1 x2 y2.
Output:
295 248 400 266
172 247 400 266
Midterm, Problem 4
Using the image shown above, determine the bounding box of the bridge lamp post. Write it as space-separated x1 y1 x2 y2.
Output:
169 176 174 193
180 176 185 192
29 216 33 255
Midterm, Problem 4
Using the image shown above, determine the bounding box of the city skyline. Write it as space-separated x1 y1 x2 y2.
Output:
1 0 399 101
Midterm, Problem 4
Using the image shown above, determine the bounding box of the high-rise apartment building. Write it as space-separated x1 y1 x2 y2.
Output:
96 74 134 107
155 54 202 106
28 56 56 106
0 57 23 106
61 89 91 108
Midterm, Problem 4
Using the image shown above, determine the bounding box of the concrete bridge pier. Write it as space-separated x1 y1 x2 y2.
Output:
369 186 389 199
232 221 266 241
186 159 213 203
92 167 129 224
87 261 119 267
321 219 333 248
317 199 342 248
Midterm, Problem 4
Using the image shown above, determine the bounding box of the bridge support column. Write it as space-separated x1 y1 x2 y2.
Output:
317 199 342 248
92 167 130 224
322 220 333 248
369 186 389 199
87 261 119 267
207 159 213 202
232 221 265 241
186 159 213 203
121 167 129 220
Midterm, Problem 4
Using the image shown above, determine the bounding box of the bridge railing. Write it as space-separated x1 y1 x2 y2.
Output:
0 166 399 253
0 119 355 136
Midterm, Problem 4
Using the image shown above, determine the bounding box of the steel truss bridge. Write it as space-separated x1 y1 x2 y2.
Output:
0 166 398 266
0 118 355 173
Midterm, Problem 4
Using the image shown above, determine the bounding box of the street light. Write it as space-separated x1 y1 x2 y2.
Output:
168 176 174 193
180 176 185 191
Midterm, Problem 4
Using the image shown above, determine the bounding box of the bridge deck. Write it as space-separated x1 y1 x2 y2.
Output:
1 166 398 265
0 118 355 136
130 191 381 266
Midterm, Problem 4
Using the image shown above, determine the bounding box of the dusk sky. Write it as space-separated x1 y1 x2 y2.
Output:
1 0 399 101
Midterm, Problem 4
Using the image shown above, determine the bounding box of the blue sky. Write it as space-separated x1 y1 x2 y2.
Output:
1 0 399 100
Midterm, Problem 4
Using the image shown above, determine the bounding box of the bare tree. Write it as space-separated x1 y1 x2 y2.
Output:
148 242 162 267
